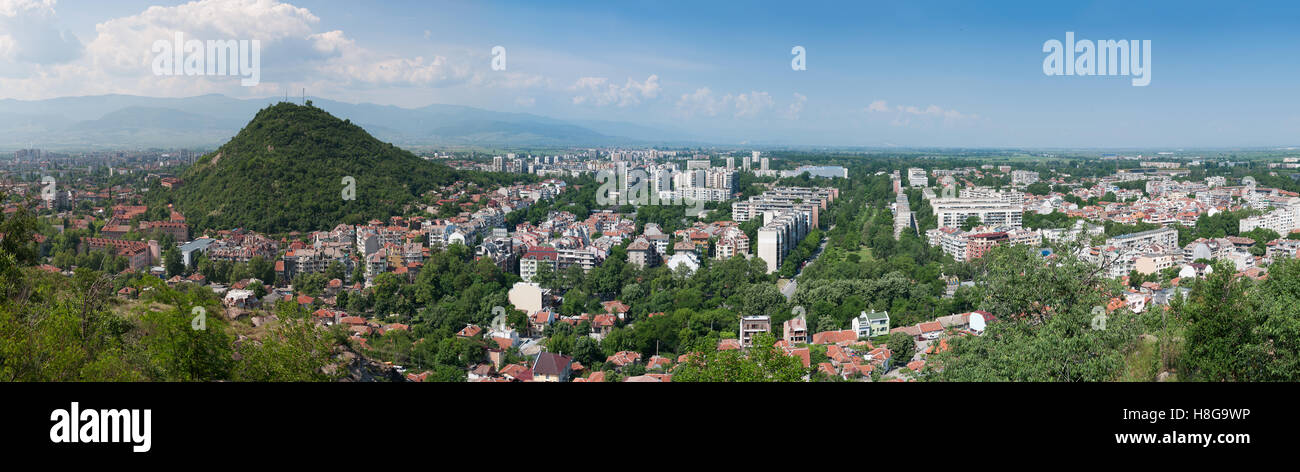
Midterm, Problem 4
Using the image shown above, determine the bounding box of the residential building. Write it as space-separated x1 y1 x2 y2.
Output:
739 315 772 347
850 311 890 338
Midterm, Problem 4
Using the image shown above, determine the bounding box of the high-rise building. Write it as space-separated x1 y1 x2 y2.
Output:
907 168 928 187
931 198 1024 229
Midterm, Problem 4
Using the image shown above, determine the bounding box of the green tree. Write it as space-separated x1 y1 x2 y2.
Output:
164 246 185 277
673 332 807 382
888 331 915 364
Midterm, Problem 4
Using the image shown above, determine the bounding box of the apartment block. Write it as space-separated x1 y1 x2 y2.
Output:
931 198 1024 229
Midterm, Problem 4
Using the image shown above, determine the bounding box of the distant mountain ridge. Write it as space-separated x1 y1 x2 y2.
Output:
0 94 699 150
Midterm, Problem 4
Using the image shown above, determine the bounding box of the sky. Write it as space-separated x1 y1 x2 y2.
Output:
1 0 1299 148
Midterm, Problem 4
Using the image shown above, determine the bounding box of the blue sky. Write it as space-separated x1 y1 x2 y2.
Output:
3 0 1299 148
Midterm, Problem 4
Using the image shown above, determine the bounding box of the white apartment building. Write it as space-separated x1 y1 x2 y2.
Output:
931 198 1024 229
1239 204 1300 235
907 168 928 188
757 210 811 274
961 187 1025 206
1011 170 1040 186
1106 227 1179 253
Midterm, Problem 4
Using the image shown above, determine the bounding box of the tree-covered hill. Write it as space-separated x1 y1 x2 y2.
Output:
167 101 462 233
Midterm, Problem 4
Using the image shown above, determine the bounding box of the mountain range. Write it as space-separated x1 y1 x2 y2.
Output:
0 94 701 150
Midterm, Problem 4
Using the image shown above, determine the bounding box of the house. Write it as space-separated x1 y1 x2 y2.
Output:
624 374 672 382
312 308 343 326
627 237 660 269
467 364 497 380
851 310 890 338
457 324 483 338
606 350 642 368
665 251 700 275
811 329 858 345
529 310 557 336
738 315 771 347
918 321 944 340
531 352 572 382
601 300 631 320
590 314 617 339
499 363 533 382
784 347 811 368
890 325 922 337
867 347 894 371
222 289 257 309
717 339 742 351
646 355 672 370
783 315 808 344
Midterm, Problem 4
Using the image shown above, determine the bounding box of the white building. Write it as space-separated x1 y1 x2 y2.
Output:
1239 204 1300 235
851 311 890 338
907 168 928 188
931 198 1024 229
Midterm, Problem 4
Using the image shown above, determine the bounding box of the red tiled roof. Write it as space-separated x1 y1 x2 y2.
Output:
811 330 857 344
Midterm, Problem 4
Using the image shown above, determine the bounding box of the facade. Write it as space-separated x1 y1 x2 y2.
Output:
1107 227 1179 253
931 198 1024 229
851 311 890 338
1011 170 1040 186
1239 204 1300 235
739 315 772 347
80 237 152 271
783 316 808 344
756 210 811 274
519 247 559 282
907 168 928 187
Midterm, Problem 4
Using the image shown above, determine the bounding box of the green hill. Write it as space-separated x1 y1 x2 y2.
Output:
169 102 460 233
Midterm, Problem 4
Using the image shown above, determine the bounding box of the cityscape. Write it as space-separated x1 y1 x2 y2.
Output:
2 0 1298 387
9 0 1298 456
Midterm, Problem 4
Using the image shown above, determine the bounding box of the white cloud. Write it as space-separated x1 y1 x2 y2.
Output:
569 74 660 107
515 96 535 107
865 99 979 126
784 92 807 120
732 91 773 118
0 0 482 99
675 87 722 117
676 88 792 119
0 0 82 66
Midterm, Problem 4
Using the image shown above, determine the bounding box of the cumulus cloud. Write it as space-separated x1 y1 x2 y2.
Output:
784 92 807 120
675 87 721 117
570 74 660 107
676 88 795 119
732 91 773 118
865 99 980 126
0 0 481 99
0 0 83 66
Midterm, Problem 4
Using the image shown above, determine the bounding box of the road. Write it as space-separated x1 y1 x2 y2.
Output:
781 224 833 300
